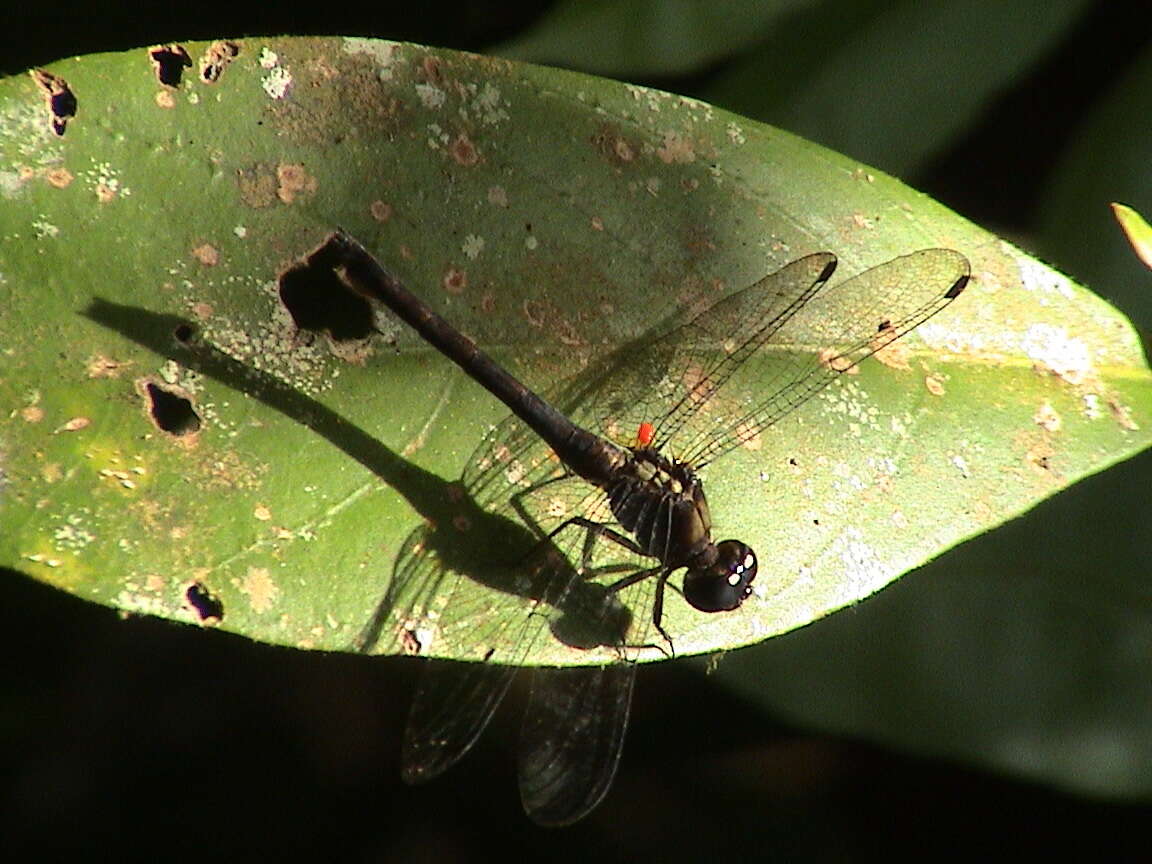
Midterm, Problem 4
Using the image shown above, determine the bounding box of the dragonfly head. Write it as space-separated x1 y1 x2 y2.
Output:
682 540 757 612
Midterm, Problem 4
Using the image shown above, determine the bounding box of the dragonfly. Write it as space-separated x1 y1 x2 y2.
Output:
328 230 969 825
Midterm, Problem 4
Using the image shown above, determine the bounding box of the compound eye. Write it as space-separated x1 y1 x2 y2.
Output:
682 540 757 613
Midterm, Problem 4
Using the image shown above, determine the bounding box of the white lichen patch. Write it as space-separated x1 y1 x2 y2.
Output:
258 48 279 69
726 121 746 145
1020 323 1092 385
461 234 485 260
83 160 130 202
31 218 59 238
0 95 62 161
950 453 971 478
487 185 508 207
342 37 400 80
1017 253 1076 301
820 380 879 430
415 83 446 109
196 283 340 397
472 82 509 126
425 123 450 150
52 513 96 551
0 170 27 197
262 65 292 100
827 528 887 600
1082 393 1102 420
116 580 170 617
657 131 696 164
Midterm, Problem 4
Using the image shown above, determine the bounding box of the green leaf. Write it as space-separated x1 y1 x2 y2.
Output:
701 0 1096 176
1112 202 1152 271
494 0 819 78
1 37 1148 667
1038 43 1152 326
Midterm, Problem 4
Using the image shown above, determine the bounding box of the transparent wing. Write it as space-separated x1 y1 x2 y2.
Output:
578 253 836 450
674 249 969 467
399 411 653 803
395 247 968 819
580 249 968 468
519 664 636 826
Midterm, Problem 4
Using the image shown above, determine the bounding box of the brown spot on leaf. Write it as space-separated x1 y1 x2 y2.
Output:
370 200 393 222
522 299 545 328
442 268 467 295
419 55 443 84
450 133 479 166
1024 440 1056 476
1107 394 1139 431
45 167 73 189
191 243 219 266
656 131 696 164
276 163 317 204
236 164 279 208
591 126 640 166
56 417 90 433
154 91 176 109
1033 401 1062 433
874 341 911 370
819 349 859 374
238 566 278 614
87 354 131 378
200 40 240 84
400 628 424 656
924 374 946 396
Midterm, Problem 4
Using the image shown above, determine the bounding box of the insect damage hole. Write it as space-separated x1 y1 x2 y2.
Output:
141 381 201 436
149 44 192 87
200 41 240 83
31 69 77 136
172 322 197 344
185 582 224 623
278 241 377 341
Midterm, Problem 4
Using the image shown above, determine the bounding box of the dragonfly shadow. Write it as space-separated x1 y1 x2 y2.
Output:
83 299 631 659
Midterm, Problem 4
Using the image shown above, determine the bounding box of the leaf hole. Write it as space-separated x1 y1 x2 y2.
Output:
149 44 192 87
142 381 201 436
185 582 224 622
279 245 376 342
173 323 197 344
200 41 240 84
31 69 77 136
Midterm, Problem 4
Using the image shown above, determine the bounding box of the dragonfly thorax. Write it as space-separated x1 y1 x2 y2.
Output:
603 448 758 614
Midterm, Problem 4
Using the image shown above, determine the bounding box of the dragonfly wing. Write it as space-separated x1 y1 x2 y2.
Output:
392 508 577 782
518 663 636 826
572 253 838 448
401 416 636 784
403 659 518 781
671 248 970 466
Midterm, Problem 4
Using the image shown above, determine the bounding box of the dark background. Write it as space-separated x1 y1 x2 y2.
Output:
4 2 1151 861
